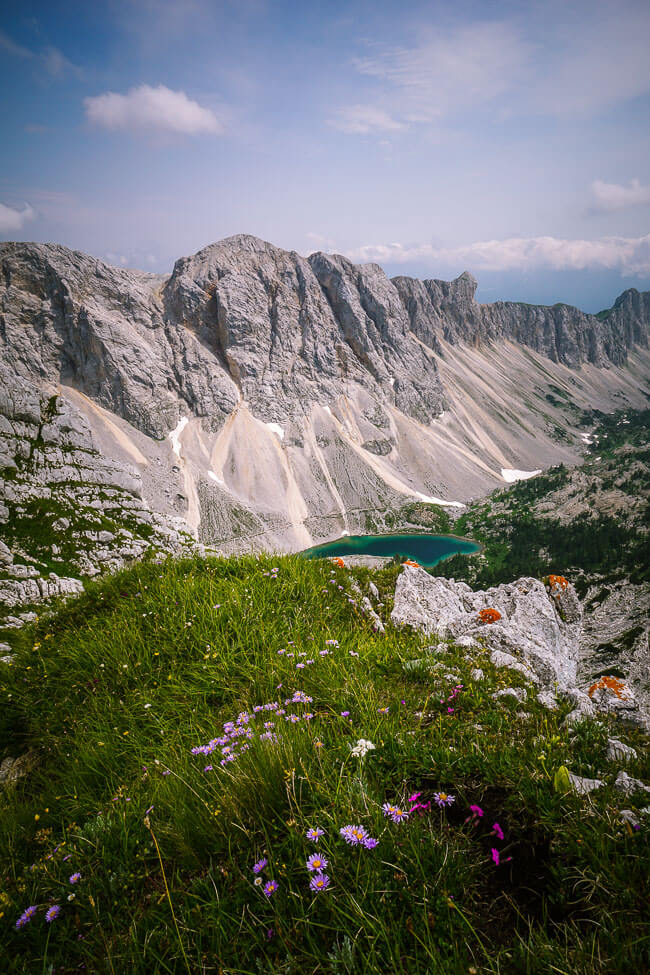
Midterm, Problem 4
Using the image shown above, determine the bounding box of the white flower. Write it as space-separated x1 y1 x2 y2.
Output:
350 739 376 759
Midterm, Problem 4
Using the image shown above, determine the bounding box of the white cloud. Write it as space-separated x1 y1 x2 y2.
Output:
0 29 81 79
328 104 405 134
344 235 650 276
354 22 529 122
331 21 529 134
84 84 223 135
0 203 36 233
591 179 650 213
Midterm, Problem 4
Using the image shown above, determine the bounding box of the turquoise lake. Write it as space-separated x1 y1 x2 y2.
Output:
301 532 480 568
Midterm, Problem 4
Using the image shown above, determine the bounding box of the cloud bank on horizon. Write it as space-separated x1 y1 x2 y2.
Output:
1 0 649 310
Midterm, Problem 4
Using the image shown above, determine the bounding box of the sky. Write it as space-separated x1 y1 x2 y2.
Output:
1 0 650 311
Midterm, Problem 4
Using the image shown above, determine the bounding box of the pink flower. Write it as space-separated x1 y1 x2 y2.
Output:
469 804 484 818
491 848 500 865
492 822 504 840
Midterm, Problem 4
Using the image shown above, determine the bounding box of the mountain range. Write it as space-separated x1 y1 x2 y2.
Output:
0 234 649 610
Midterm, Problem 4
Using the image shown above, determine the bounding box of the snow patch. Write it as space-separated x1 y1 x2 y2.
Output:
415 492 465 509
501 468 541 483
341 530 350 536
389 377 395 387
266 422 284 440
208 471 225 486
169 417 189 458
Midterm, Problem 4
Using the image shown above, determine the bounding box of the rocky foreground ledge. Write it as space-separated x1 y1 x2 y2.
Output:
391 566 648 730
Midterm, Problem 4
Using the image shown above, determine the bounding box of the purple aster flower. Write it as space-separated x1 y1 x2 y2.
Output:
296 663 305 669
45 905 61 923
492 822 504 840
306 853 329 872
16 905 38 929
341 711 350 717
306 827 325 842
69 872 82 884
253 858 268 874
263 880 278 897
377 706 389 715
433 792 455 808
386 804 409 824
203 765 213 772
362 836 379 849
309 873 330 892
339 824 368 845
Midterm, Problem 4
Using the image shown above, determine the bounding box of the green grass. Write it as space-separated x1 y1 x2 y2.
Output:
0 554 648 974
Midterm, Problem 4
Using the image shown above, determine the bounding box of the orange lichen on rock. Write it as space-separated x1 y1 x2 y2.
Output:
331 557 346 568
547 574 569 591
403 559 420 567
588 675 628 699
477 608 501 624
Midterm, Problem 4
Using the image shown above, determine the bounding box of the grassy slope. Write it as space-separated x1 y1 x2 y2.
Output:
0 554 648 975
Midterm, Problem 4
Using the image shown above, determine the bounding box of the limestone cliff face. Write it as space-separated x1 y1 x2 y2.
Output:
163 235 446 424
393 271 649 368
1 234 649 601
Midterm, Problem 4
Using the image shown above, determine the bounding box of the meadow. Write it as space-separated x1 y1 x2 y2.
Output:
0 554 648 974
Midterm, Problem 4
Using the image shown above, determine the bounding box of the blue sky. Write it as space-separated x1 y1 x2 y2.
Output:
1 0 649 311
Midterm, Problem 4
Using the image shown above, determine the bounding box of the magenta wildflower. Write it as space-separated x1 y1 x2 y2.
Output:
253 858 268 874
433 792 455 808
469 805 484 818
16 905 38 929
263 880 278 897
492 822 504 840
306 827 325 842
69 872 81 884
491 848 500 865
339 824 368 845
310 873 330 892
45 905 61 923
306 853 329 872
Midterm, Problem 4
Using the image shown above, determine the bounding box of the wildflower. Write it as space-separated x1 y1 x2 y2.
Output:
350 738 375 758
377 706 389 715
341 710 350 717
383 803 409 824
433 792 455 808
16 905 38 929
253 858 268 874
285 714 300 723
306 827 325 842
363 836 379 850
306 853 329 872
263 880 278 897
45 905 61 923
491 848 500 865
340 824 368 845
447 707 454 714
69 872 82 884
319 650 329 656
310 873 330 892
469 804 484 818
349 651 359 657
296 663 305 669
492 822 504 840
314 740 324 748
204 765 213 772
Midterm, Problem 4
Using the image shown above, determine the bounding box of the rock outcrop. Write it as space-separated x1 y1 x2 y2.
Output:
391 566 648 727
